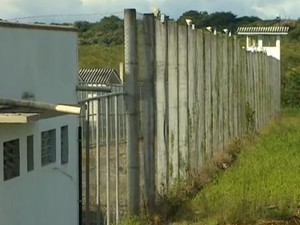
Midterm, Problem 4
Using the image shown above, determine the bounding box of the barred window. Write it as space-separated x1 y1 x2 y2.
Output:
61 126 69 164
41 129 56 166
262 36 276 47
27 135 34 171
248 36 258 47
3 139 20 181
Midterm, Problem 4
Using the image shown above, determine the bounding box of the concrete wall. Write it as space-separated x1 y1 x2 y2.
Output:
148 21 281 190
0 24 79 225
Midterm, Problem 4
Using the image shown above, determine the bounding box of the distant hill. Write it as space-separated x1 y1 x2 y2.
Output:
76 12 300 107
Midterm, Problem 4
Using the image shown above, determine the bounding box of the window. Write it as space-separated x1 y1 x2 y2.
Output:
41 129 56 166
27 135 34 171
248 36 258 47
3 139 20 181
262 36 276 47
61 126 69 164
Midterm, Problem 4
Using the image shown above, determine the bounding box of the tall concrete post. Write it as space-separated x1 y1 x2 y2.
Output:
142 13 155 210
124 8 140 214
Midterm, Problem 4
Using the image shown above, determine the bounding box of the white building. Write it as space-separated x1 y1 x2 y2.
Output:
78 68 126 144
237 26 289 60
0 22 81 225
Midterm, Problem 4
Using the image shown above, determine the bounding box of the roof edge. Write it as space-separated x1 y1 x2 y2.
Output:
0 21 78 32
237 26 289 35
238 32 288 35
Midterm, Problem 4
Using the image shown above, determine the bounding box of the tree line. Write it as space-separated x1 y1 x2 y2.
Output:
74 10 300 107
74 10 300 46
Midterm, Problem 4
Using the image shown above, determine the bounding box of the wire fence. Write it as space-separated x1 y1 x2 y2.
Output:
79 91 127 225
5 11 124 24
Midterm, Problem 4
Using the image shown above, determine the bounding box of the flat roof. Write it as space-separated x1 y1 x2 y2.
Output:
0 113 40 123
0 21 78 32
237 26 289 35
0 97 81 124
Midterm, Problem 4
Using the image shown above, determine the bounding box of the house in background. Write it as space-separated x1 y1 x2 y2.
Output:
78 68 123 102
0 22 80 225
237 26 289 60
79 68 122 85
77 68 126 144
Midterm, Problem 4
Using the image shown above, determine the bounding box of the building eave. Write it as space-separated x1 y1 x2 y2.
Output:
237 26 289 36
238 32 288 35
0 21 78 32
0 97 81 124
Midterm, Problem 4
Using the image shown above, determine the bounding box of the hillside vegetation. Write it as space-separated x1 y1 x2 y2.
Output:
76 11 300 106
79 44 124 69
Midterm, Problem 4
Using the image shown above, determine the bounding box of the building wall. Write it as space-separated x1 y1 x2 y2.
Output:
0 118 78 225
0 25 77 102
246 35 281 60
263 47 280 60
0 24 79 225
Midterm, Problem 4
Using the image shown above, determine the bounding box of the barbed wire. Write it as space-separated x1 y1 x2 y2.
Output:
7 11 124 23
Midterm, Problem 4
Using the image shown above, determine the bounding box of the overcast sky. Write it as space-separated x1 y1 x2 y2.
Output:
0 0 298 23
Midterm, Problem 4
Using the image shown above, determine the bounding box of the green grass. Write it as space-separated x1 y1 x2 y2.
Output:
78 44 124 70
120 109 300 225
173 109 300 225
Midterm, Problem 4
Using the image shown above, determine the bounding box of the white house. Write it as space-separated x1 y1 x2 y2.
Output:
77 68 126 144
237 26 289 60
0 22 81 225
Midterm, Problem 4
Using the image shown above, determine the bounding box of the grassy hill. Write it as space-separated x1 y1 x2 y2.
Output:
79 44 124 70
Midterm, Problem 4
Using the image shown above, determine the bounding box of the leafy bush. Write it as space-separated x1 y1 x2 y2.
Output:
282 72 300 107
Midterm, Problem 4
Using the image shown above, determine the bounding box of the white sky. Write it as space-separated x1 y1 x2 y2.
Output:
0 0 298 23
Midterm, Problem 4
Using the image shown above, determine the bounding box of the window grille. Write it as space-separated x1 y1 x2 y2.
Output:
41 129 56 166
27 135 34 171
248 36 258 47
262 36 276 47
3 139 20 181
61 126 69 164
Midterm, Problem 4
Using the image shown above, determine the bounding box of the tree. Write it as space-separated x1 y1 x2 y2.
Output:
75 16 124 46
74 21 92 33
96 16 124 45
97 15 123 31
288 23 300 41
177 10 209 28
235 16 262 26
207 11 237 30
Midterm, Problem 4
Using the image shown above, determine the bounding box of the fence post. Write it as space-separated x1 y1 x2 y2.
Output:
222 35 229 148
178 25 189 177
211 33 218 154
155 17 169 191
277 59 281 113
168 21 179 181
142 13 155 210
196 30 205 166
85 103 90 225
217 35 224 152
233 37 239 137
204 32 212 159
188 26 198 170
124 8 140 214
227 37 234 139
